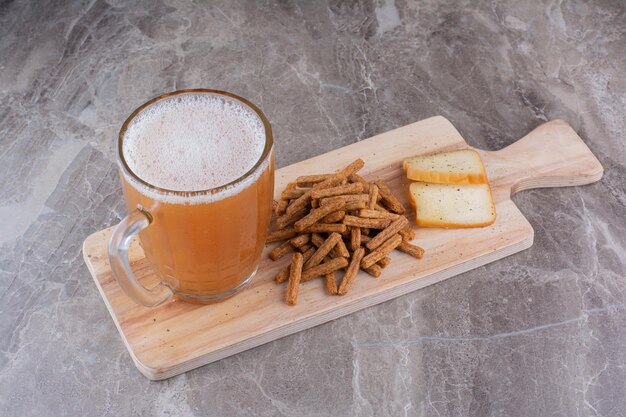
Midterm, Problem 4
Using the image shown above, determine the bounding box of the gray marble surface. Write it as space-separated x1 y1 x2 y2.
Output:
1 0 625 415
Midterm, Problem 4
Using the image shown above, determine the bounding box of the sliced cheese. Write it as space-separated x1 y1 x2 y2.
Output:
403 149 487 184
409 182 496 228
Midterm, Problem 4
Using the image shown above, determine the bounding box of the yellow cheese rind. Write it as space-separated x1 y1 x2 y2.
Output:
403 149 488 184
409 182 496 228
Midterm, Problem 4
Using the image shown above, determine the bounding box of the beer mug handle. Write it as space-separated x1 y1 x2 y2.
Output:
108 208 173 307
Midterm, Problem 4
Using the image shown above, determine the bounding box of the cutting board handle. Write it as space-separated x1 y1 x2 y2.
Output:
488 119 603 196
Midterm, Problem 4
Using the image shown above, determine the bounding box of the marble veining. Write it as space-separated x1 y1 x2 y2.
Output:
0 0 624 416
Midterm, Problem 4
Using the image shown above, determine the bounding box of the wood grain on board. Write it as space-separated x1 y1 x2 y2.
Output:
83 116 603 380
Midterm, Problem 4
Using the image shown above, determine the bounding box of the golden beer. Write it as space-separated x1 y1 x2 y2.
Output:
109 90 274 306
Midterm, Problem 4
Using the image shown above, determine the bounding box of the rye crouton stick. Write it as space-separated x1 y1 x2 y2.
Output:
285 252 303 305
300 223 347 234
348 173 370 192
301 257 349 282
296 174 333 187
289 234 310 248
320 194 369 206
276 205 309 229
298 244 313 253
337 159 365 179
361 234 402 268
294 200 344 232
276 246 315 284
281 188 306 200
368 184 379 209
310 182 363 199
311 176 343 192
365 216 408 250
398 227 416 241
374 180 406 214
374 203 390 212
281 181 297 194
310 233 325 247
397 241 425 259
285 190 312 216
362 264 382 278
377 256 391 268
338 247 365 295
343 215 392 229
350 227 361 251
275 199 289 216
269 240 294 261
358 209 400 220
343 201 368 211
331 237 350 258
325 271 338 295
319 210 345 223
267 228 297 243
302 246 316 259
276 182 297 216
304 232 342 269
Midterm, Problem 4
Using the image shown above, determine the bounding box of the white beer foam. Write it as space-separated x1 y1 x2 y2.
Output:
121 93 270 205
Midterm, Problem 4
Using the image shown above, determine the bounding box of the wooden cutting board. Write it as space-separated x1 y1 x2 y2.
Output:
83 116 602 380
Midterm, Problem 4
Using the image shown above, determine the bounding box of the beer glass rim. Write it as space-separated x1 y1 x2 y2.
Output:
117 89 273 197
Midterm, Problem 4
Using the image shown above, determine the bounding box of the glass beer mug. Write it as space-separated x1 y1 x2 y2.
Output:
108 90 274 306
